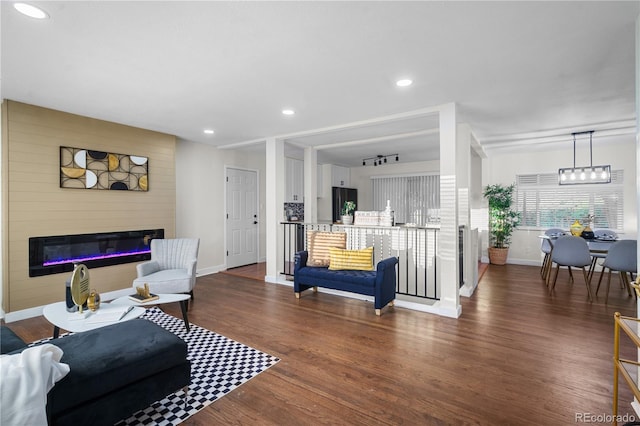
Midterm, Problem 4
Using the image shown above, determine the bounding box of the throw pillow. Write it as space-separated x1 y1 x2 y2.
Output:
328 246 374 271
307 231 347 267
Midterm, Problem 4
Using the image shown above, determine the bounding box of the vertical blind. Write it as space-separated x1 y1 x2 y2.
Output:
372 175 440 225
516 170 624 230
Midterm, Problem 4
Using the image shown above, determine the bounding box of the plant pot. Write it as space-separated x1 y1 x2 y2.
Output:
341 215 353 225
488 247 509 265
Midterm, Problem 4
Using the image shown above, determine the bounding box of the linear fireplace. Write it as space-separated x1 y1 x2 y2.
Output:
29 229 164 277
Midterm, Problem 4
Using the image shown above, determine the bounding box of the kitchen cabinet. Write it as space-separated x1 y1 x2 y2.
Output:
331 165 350 187
285 158 304 202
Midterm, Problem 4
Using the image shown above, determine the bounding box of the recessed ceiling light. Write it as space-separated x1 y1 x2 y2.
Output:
14 2 49 19
396 79 413 87
203 129 215 135
282 109 295 116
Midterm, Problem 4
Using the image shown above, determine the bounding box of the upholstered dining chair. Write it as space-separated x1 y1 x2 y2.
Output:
595 240 636 304
588 229 619 281
540 228 565 281
547 235 593 302
133 238 200 305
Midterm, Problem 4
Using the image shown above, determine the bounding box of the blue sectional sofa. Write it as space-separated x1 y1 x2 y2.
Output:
1 319 190 426
294 250 398 315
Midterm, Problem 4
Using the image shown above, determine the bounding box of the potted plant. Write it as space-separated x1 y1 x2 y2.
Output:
341 201 356 225
483 183 520 265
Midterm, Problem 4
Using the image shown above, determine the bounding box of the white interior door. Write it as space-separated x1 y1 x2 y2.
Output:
226 168 258 269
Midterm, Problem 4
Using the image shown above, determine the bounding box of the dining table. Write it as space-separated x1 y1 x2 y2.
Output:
586 239 617 254
538 233 618 282
538 233 617 253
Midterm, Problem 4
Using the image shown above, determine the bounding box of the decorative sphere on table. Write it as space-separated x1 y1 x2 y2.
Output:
87 289 101 311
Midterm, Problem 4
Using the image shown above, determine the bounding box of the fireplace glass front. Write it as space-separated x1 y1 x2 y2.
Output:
29 229 164 277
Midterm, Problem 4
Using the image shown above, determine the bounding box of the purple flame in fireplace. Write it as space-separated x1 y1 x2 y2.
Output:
42 249 151 267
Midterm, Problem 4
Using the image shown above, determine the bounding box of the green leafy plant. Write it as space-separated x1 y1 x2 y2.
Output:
341 201 356 216
483 183 521 249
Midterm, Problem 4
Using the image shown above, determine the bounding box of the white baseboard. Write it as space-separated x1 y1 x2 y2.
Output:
265 276 459 318
480 256 541 267
460 282 477 297
196 264 225 277
7 270 470 322
5 265 242 323
265 275 293 286
507 258 542 267
4 306 44 323
4 287 134 323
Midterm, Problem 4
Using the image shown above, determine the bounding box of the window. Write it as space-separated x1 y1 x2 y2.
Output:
516 171 624 230
372 174 440 225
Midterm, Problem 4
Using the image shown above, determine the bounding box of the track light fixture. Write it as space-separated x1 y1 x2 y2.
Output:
362 154 399 167
558 131 611 185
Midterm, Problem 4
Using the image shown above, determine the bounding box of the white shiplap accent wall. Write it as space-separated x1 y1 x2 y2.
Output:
3 101 177 312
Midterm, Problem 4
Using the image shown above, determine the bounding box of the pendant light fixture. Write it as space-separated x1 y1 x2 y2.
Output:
558 131 611 185
362 154 399 167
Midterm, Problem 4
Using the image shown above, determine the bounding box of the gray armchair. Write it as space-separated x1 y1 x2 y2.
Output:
133 238 200 301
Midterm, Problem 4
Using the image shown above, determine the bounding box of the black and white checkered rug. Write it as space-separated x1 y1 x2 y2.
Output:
112 307 280 425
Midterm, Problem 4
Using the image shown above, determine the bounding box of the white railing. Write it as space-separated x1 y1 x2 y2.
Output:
281 223 443 300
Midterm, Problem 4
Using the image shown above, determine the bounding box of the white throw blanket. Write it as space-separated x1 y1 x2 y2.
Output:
1 343 70 426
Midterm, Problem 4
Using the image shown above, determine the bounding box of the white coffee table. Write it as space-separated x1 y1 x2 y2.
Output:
43 301 145 338
110 293 192 331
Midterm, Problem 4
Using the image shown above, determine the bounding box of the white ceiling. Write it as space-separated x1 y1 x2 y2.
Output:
2 1 638 166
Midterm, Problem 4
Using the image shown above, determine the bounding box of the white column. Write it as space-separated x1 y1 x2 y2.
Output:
265 137 285 282
438 103 461 317
304 147 318 223
457 123 477 297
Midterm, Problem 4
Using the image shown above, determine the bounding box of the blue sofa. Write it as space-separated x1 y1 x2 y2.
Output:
294 250 398 315
1 319 190 426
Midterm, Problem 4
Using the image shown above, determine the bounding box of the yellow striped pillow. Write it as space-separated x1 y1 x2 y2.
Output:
307 231 347 267
328 246 374 271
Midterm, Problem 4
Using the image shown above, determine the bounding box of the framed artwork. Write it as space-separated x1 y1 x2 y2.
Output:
60 147 148 191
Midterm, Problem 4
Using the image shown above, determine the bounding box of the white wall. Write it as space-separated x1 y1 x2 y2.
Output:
317 164 333 222
483 134 637 265
176 140 266 274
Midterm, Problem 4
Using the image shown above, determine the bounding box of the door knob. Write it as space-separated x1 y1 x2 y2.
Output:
254 221 258 224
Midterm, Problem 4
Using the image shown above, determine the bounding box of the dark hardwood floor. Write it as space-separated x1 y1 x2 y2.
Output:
5 264 638 425
220 262 266 281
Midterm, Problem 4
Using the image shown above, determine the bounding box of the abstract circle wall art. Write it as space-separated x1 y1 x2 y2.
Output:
60 146 149 191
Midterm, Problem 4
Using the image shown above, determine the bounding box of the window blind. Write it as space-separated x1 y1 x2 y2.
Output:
372 175 440 225
516 170 624 231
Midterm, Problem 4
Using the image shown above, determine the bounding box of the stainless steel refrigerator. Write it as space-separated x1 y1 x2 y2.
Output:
332 187 357 223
